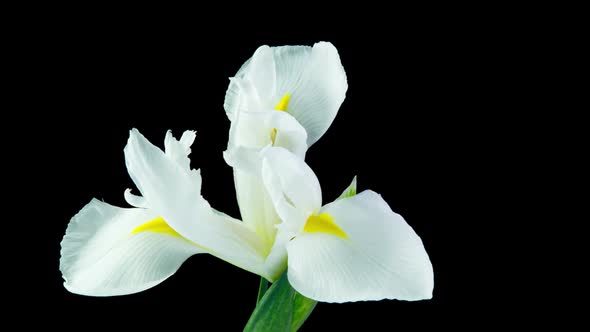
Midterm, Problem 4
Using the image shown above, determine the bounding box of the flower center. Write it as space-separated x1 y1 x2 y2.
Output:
303 213 348 239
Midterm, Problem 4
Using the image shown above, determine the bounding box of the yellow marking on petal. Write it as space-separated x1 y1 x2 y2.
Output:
270 128 278 145
303 213 348 239
274 94 291 112
131 216 182 238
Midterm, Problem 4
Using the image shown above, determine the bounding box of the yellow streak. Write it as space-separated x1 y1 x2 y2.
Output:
274 94 291 112
303 213 348 239
270 128 278 145
131 216 182 238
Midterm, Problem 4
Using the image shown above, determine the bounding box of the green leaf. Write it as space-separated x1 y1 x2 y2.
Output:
336 176 357 200
244 273 318 332
256 277 269 305
291 292 317 332
244 274 295 332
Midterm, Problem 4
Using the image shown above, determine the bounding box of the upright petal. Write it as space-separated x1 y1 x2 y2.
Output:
261 147 322 233
280 42 347 146
224 42 347 146
124 129 270 279
287 191 434 303
232 169 279 247
224 109 307 245
60 199 204 296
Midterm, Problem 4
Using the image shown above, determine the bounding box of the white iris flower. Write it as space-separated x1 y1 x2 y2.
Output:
60 42 433 305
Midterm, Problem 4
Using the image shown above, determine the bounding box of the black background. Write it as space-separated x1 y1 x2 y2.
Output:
12 11 521 330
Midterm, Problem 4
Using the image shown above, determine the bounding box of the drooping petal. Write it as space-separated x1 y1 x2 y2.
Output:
124 129 270 279
261 147 322 233
60 199 204 296
287 191 434 303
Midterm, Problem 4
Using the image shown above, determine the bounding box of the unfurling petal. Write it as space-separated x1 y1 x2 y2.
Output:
60 199 204 296
287 191 434 303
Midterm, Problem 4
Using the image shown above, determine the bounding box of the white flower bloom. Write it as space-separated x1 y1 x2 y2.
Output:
260 147 434 303
61 43 433 304
60 129 274 296
223 42 347 265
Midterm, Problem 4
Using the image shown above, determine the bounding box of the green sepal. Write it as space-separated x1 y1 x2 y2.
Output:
336 176 357 200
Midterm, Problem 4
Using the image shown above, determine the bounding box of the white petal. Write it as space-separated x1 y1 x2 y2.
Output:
124 129 269 278
224 86 274 166
232 169 279 246
124 188 148 208
271 45 313 99
243 45 276 101
179 130 197 150
164 130 196 170
262 226 292 281
287 191 434 303
60 199 203 296
261 147 322 233
276 42 347 146
224 109 307 176
224 77 262 122
269 111 308 158
224 42 347 146
224 46 276 121
224 108 302 265
222 169 291 282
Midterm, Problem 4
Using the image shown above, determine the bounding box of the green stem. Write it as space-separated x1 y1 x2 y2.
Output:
256 277 268 305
